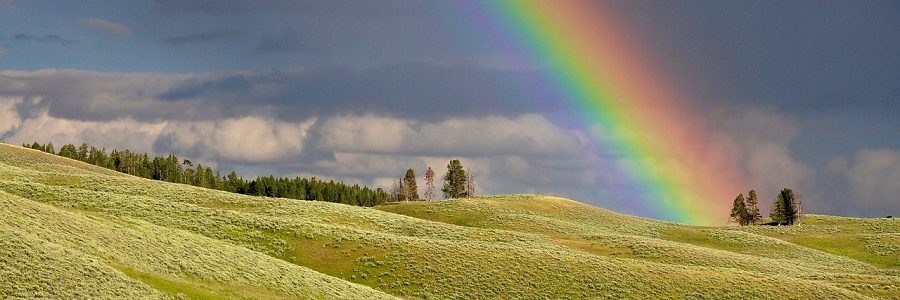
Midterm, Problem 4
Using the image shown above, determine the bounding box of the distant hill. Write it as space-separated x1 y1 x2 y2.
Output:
0 143 897 299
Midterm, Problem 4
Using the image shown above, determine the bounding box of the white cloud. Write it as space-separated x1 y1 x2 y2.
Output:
0 97 22 135
317 113 587 157
79 18 131 36
839 149 900 215
157 116 316 163
706 105 814 213
6 107 166 151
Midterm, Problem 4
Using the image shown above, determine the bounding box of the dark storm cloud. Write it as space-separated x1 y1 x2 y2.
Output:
256 29 310 53
162 29 245 45
11 33 76 45
0 62 556 123
160 61 554 120
152 0 426 17
609 0 900 112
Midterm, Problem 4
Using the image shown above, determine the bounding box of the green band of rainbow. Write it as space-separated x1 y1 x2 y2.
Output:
477 0 746 225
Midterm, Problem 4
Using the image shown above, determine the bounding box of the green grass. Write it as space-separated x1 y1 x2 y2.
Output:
0 143 897 299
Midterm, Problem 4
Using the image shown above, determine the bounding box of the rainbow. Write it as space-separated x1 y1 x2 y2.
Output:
455 1 746 225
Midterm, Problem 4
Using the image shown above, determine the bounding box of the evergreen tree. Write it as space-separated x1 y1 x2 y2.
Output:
729 193 749 225
77 143 89 161
442 159 467 199
403 168 418 200
44 142 55 154
58 144 78 159
770 194 784 225
778 188 797 225
745 189 762 225
773 188 798 225
19 140 389 207
424 166 435 200
30 142 43 152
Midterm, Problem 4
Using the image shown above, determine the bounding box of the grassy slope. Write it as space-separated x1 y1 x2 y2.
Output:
0 143 897 299
377 196 899 299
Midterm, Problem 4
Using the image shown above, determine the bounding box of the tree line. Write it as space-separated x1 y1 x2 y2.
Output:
730 187 802 226
390 159 477 201
23 141 391 207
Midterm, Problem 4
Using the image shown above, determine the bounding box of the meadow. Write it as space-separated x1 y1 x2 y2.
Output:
0 143 897 299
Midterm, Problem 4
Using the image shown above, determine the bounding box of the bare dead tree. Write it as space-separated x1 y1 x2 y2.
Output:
399 176 409 201
424 166 435 200
389 178 401 202
465 171 476 198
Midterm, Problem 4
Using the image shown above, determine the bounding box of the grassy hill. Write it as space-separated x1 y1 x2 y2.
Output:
0 143 897 299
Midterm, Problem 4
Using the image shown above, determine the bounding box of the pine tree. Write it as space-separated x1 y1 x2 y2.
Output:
781 188 798 225
424 167 435 200
77 143 89 161
770 194 784 225
441 159 467 199
58 144 78 159
771 188 798 225
729 193 749 226
745 189 762 225
403 168 418 200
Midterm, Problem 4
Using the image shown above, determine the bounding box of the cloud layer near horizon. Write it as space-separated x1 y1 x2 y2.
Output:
0 67 896 218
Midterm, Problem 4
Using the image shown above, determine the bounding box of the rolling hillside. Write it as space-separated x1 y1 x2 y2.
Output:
0 143 897 299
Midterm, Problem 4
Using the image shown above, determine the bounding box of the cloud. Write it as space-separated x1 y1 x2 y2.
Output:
0 82 596 197
162 29 245 45
152 0 425 17
315 113 586 157
0 63 547 123
257 29 310 53
0 0 12 11
5 106 166 152
12 33 77 45
158 62 549 120
154 116 315 163
831 149 900 216
0 100 597 198
708 105 814 213
79 18 131 36
0 97 22 136
0 69 212 122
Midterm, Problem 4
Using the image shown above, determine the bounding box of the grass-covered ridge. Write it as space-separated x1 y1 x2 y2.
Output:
1 143 897 299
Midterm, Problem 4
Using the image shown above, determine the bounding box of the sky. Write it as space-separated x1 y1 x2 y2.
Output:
0 0 898 221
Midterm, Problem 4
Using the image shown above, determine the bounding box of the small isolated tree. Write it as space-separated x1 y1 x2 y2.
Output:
771 188 799 225
442 159 467 199
745 189 762 225
403 168 418 200
729 193 749 226
424 167 435 200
